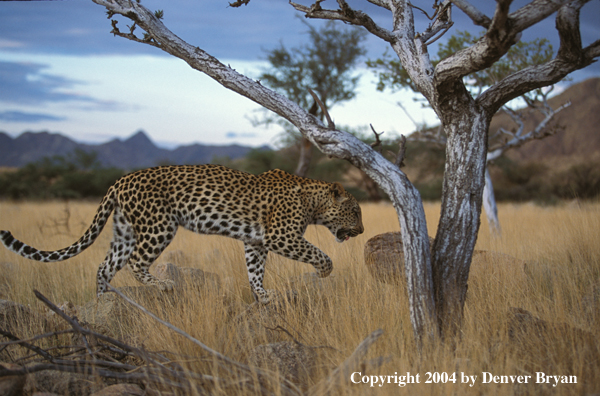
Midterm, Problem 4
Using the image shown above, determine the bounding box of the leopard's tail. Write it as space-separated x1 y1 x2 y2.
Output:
0 185 117 262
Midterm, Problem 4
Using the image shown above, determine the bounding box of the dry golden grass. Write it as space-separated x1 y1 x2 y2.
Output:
1 199 599 395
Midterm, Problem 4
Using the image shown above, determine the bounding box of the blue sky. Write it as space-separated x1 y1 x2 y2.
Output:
0 0 598 148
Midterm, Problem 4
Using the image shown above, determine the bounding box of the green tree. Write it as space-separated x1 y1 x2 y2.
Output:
258 20 367 177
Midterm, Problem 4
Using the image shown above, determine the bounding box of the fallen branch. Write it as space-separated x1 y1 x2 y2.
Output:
103 283 303 396
1 289 387 394
0 291 220 394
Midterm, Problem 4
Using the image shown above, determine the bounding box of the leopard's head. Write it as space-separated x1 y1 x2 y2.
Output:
318 182 364 243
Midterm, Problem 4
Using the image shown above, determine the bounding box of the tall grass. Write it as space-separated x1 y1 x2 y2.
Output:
1 199 599 395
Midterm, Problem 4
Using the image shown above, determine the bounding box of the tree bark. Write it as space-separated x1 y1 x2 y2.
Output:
482 167 501 236
431 85 489 336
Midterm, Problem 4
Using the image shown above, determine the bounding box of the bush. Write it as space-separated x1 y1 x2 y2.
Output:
552 160 600 200
0 152 124 199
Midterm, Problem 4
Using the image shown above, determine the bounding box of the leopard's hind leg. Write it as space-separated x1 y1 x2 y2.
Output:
96 207 135 296
126 218 178 292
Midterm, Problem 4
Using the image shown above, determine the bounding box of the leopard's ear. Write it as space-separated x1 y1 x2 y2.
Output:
330 182 348 203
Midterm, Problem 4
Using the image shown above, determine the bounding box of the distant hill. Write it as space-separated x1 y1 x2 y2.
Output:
491 77 600 166
0 130 269 169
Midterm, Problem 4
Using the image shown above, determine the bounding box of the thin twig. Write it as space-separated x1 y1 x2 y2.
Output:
370 124 384 151
308 88 335 129
0 328 57 362
394 135 407 168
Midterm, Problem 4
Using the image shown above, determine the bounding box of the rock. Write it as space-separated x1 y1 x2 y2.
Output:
0 362 26 396
507 307 595 342
247 341 319 390
506 307 599 366
154 262 221 293
159 250 187 266
77 286 173 341
364 232 527 286
78 264 220 340
25 369 101 396
90 383 144 396
44 301 78 330
0 299 48 335
363 232 434 285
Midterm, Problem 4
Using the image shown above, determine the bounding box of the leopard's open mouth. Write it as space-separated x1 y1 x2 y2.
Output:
335 228 361 243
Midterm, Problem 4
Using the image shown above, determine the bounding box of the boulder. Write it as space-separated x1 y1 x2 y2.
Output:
25 369 101 396
363 232 434 285
78 263 221 340
364 232 527 286
77 286 172 341
506 307 599 366
0 299 48 335
153 262 221 293
0 362 26 396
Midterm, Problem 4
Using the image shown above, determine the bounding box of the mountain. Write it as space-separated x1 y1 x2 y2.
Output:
0 130 268 169
491 77 600 165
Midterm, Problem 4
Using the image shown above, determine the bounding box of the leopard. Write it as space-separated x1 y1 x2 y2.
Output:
0 164 364 303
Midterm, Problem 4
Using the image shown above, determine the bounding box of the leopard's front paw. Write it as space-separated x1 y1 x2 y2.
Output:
254 288 277 304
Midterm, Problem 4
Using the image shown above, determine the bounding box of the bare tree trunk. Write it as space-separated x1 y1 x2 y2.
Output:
482 166 501 236
295 101 320 177
295 137 313 177
432 91 489 337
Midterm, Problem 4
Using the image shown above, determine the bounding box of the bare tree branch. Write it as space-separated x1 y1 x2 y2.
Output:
369 123 384 151
367 0 391 10
510 0 579 33
449 0 491 28
488 99 571 160
435 0 518 89
556 0 586 62
289 0 396 43
394 135 407 168
478 1 598 113
388 0 436 106
418 1 454 46
308 88 335 129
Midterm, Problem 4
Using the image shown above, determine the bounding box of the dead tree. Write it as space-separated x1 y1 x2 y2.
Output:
90 0 600 343
408 87 571 236
485 90 571 234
